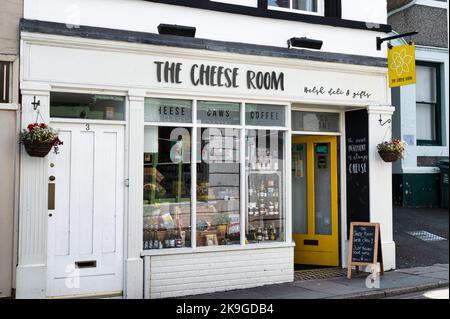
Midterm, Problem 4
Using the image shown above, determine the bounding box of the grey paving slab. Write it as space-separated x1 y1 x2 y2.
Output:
397 265 449 275
292 279 368 295
186 289 268 299
252 283 320 298
419 271 449 280
274 290 332 299
433 264 449 269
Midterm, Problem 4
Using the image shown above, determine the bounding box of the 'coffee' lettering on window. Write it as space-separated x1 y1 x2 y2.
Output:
250 111 280 121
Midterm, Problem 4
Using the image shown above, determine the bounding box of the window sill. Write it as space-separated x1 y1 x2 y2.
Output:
141 241 295 257
0 103 18 110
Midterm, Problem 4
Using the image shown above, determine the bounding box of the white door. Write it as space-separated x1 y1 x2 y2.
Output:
47 122 125 297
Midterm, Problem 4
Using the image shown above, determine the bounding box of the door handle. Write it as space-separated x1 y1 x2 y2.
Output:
48 183 55 210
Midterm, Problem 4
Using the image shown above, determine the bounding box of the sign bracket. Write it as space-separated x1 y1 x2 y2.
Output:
376 31 418 50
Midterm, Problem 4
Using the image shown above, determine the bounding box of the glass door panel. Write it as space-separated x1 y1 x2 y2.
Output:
292 143 308 234
314 143 332 235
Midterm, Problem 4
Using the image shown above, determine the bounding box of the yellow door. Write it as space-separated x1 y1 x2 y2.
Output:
292 135 339 266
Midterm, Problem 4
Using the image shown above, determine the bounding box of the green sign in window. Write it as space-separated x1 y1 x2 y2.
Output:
316 144 329 154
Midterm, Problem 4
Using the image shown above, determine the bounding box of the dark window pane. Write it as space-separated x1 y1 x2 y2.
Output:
0 62 11 103
269 0 290 8
293 0 318 12
50 92 125 120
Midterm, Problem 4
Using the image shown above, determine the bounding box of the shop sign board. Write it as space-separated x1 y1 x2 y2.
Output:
388 43 416 88
345 109 370 238
25 42 389 105
347 222 384 279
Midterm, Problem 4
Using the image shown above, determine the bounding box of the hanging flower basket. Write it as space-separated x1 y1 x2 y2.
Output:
23 140 54 157
20 123 63 158
377 138 407 163
378 150 401 162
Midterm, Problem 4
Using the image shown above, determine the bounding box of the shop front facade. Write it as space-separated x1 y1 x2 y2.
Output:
17 0 396 299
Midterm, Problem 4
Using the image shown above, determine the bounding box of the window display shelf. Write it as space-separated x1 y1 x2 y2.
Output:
246 169 283 242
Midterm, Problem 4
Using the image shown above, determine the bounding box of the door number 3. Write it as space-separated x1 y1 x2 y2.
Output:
85 123 90 131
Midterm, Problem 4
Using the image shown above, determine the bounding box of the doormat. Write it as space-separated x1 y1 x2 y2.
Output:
406 230 447 242
294 268 367 281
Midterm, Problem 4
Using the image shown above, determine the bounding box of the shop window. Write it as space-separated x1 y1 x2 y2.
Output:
268 0 322 14
142 98 287 250
197 101 240 125
50 92 125 120
245 103 285 127
416 63 442 146
196 127 241 246
291 111 340 133
145 97 192 123
0 61 11 103
245 129 285 243
143 125 192 249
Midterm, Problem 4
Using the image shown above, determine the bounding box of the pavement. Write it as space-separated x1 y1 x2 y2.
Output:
187 264 449 299
393 207 449 268
185 207 449 299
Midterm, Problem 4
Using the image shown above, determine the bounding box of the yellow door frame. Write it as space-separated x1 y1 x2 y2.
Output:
292 135 339 266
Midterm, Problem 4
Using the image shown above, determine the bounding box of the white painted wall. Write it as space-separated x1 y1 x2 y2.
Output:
368 105 396 271
144 247 294 299
342 0 388 25
23 0 389 57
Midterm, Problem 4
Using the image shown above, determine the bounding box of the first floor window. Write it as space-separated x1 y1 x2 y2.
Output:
416 63 441 145
269 0 319 13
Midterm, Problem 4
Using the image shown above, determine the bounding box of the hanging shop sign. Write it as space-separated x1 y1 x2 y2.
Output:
388 43 416 88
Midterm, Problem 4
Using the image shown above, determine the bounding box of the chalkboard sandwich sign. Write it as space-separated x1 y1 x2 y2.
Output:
347 222 384 279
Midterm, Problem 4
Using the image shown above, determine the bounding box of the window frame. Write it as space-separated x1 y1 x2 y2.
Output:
416 61 442 146
0 61 11 104
143 95 289 252
268 0 324 16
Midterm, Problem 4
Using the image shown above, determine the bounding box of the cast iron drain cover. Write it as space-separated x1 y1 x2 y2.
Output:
406 230 447 242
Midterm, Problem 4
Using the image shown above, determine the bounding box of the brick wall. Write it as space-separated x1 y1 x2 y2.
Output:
144 246 294 298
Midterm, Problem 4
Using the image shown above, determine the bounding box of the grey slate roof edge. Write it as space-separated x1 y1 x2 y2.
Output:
20 19 388 68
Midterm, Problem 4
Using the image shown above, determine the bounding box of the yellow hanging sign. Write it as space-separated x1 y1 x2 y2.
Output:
388 43 416 88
